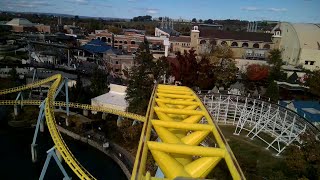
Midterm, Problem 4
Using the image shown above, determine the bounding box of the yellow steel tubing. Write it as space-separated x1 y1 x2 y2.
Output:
181 130 210 146
154 107 205 116
147 141 226 157
155 98 199 105
156 93 195 99
131 84 157 180
155 111 175 121
153 126 192 165
181 115 203 124
150 150 190 179
190 90 245 180
157 89 193 95
184 157 222 178
151 120 213 131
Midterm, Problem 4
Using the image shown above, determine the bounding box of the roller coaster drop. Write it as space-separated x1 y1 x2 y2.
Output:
0 74 318 179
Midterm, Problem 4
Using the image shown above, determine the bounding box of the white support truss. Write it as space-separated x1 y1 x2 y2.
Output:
199 93 319 155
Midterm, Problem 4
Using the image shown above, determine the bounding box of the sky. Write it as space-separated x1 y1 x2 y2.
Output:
0 0 319 23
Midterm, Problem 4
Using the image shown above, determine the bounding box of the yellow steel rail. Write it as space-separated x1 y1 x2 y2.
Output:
0 75 95 179
0 100 145 122
0 74 143 179
0 75 244 179
131 84 245 180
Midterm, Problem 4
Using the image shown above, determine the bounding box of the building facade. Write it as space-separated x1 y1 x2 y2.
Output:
90 29 169 56
104 54 134 79
89 30 145 53
170 26 274 60
272 22 320 70
5 18 50 33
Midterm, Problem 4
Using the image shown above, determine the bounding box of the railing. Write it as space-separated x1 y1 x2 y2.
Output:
197 92 320 155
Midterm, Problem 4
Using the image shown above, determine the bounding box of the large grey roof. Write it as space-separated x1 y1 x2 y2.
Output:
6 18 34 26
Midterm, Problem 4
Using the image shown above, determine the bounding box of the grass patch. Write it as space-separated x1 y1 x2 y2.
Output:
219 125 290 179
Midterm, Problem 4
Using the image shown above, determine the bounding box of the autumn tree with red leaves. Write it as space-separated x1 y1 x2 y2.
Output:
246 64 269 81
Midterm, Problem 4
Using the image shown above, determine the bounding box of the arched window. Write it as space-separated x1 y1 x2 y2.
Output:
97 37 101 40
210 40 217 45
119 45 122 49
242 43 249 48
107 38 111 43
263 44 270 49
221 41 227 46
114 40 118 43
200 40 206 44
253 43 260 49
131 41 136 44
124 41 127 44
119 41 123 44
231 42 238 47
101 37 106 42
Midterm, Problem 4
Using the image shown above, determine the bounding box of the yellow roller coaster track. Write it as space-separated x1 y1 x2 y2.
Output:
0 100 146 122
132 84 245 180
0 75 245 179
0 74 145 179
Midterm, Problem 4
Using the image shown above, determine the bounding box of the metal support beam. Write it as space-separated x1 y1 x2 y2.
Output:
65 78 69 116
31 101 45 162
39 146 71 180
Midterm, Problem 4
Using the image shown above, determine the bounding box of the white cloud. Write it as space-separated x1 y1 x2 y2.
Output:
66 0 88 5
4 1 51 8
241 6 260 11
146 8 159 14
241 6 288 13
131 7 159 14
267 8 288 12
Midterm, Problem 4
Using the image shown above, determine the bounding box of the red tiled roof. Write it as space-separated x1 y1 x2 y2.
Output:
199 28 273 42
169 36 191 42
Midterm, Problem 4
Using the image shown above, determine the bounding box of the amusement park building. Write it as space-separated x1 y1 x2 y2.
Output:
170 26 275 60
271 22 320 70
5 18 51 33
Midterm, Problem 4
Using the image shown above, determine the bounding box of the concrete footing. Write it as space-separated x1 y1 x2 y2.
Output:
31 144 37 163
56 149 63 162
65 117 69 127
117 116 123 127
14 105 20 116
102 113 106 120
40 119 45 132
83 109 88 116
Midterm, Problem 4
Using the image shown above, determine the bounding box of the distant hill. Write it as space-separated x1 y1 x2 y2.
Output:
0 10 130 21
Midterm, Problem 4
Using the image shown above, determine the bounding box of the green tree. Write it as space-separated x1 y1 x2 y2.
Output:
69 73 89 104
208 45 238 87
199 19 203 23
9 68 20 87
125 41 169 115
204 19 214 24
174 48 198 87
265 81 279 102
305 69 320 97
90 67 109 97
192 18 197 23
108 26 122 34
268 49 285 81
196 56 215 89
284 134 320 179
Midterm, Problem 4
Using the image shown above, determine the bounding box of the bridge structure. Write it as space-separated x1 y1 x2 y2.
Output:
198 91 320 155
0 74 245 179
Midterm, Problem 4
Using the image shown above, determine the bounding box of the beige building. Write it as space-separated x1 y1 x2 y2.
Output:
170 26 274 60
104 54 134 79
272 23 320 70
6 18 50 33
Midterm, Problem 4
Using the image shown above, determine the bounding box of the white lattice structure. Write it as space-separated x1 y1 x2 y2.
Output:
199 92 319 155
